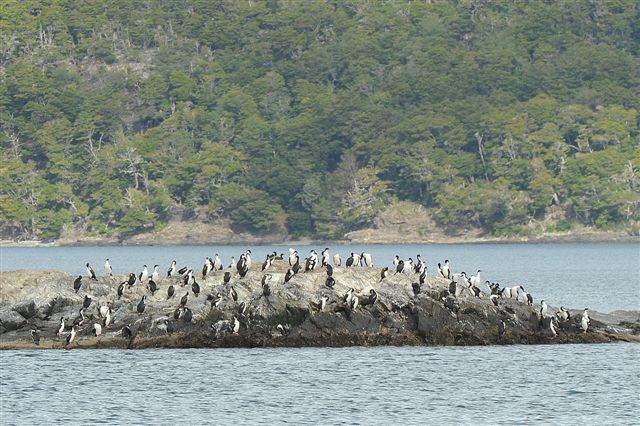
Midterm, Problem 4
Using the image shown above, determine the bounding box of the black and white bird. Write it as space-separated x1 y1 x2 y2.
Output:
224 271 232 284
191 281 200 297
229 286 238 302
31 329 40 345
181 307 193 323
93 323 102 336
64 326 77 347
104 259 113 277
177 266 188 276
213 254 222 271
73 275 82 293
394 260 405 275
540 300 549 318
380 267 389 282
440 260 451 279
117 281 126 299
139 265 149 283
238 301 248 316
350 295 359 311
469 270 482 288
56 317 65 336
232 316 240 334
137 296 146 314
122 325 132 339
151 265 160 282
284 268 295 283
321 248 330 267
180 292 189 308
368 289 378 305
581 308 590 333
168 260 177 278
360 252 373 267
148 279 157 296
393 255 400 267
345 253 355 268
82 295 92 309
228 256 236 270
203 257 213 279
556 306 570 322
261 274 272 287
333 253 341 267
72 308 86 327
319 296 329 312
276 324 289 336
289 249 298 266
127 272 136 287
326 263 333 277
490 294 499 306
86 263 97 280
550 318 558 338
208 292 222 309
498 319 506 337
325 276 336 288
262 282 271 299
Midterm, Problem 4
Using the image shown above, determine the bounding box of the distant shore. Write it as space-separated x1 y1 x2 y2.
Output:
1 228 637 248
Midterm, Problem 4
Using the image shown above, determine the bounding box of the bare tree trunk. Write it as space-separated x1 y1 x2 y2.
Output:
475 132 489 181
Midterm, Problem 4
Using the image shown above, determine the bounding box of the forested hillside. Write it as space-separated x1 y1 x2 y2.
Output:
1 0 638 241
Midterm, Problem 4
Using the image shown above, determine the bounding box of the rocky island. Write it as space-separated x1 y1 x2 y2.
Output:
1 259 638 350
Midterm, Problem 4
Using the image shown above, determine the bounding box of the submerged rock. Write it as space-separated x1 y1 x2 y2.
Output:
0 264 638 349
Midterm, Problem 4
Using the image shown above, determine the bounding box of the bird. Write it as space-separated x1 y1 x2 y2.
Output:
86 263 97 280
490 294 499 306
550 318 558 337
498 319 506 337
64 326 77 347
361 252 373 267
419 269 427 286
167 284 175 300
284 268 295 283
232 316 240 334
441 260 451 279
368 289 378 305
522 291 533 306
581 308 590 333
345 253 355 268
127 272 136 287
99 304 111 319
289 249 298 266
326 263 333 277
56 317 65 336
412 282 421 297
151 265 160 282
469 270 482 288
208 292 222 309
319 296 329 312
93 323 102 336
181 307 193 323
224 271 231 284
30 329 40 345
321 248 330 267
202 257 213 279
82 295 92 309
122 325 132 339
148 279 157 296
137 296 146 314
556 306 571 322
276 324 288 336
72 308 86 327
191 281 200 297
103 310 112 327
73 275 82 293
325 276 335 288
540 300 548 318
228 256 236 270
333 253 341 267
213 254 223 271
117 281 126 299
350 295 359 311
380 267 389 282
180 292 189 308
229 286 238 302
262 282 271 299
393 255 400 267
394 260 405 275
261 274 272 287
344 288 355 305
238 301 248 316
104 259 113 277
167 260 177 277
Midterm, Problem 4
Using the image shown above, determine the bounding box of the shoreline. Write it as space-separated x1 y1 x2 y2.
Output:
2 230 637 248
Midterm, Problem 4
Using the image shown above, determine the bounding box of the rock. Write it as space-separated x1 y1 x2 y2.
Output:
0 308 27 332
0 266 638 349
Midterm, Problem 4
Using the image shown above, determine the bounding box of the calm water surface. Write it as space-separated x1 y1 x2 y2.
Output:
1 344 639 425
1 243 638 312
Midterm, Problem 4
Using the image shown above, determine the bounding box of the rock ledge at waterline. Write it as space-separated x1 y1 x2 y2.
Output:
1 266 638 349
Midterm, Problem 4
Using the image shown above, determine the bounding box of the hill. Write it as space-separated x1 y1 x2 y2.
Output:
1 0 638 242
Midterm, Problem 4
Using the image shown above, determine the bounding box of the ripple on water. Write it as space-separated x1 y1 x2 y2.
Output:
1 344 639 425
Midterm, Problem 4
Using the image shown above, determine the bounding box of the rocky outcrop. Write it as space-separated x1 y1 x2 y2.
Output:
0 264 638 349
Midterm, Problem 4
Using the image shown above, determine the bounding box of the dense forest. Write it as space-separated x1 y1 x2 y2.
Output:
1 0 638 241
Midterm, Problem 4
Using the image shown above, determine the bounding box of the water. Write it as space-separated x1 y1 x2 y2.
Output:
1 243 638 312
1 344 638 425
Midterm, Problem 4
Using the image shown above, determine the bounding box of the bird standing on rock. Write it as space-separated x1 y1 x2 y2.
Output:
86 263 97 280
73 276 82 293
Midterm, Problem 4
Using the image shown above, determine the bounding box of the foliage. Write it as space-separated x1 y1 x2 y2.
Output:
0 0 638 240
